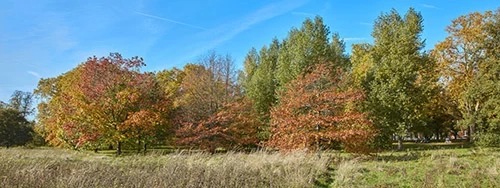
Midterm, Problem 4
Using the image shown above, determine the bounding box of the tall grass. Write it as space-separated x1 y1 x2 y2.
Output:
0 148 330 188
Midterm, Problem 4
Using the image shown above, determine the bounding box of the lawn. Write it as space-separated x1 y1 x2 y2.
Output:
1 142 499 188
327 142 500 188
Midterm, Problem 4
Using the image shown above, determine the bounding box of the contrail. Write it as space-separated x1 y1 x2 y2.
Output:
134 11 208 31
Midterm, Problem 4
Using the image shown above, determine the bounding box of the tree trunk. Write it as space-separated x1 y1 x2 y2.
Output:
116 141 122 156
137 140 141 154
94 148 98 153
397 135 403 151
436 129 440 141
468 101 480 143
469 124 476 143
143 142 147 153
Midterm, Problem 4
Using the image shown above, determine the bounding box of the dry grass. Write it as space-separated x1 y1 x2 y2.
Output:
0 148 330 188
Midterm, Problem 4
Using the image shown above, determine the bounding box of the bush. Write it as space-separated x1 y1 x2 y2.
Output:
476 132 500 147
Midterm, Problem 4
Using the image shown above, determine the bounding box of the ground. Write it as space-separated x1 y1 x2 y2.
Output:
1 141 498 187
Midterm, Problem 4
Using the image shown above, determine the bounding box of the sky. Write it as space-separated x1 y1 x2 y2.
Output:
0 0 498 103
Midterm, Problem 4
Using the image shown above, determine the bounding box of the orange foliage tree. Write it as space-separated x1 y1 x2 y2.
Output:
35 53 170 155
267 64 377 153
77 53 169 154
176 98 260 153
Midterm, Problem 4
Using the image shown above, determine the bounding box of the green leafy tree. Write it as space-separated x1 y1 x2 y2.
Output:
365 8 429 150
351 43 374 90
246 39 280 118
241 47 259 93
8 91 34 118
0 105 33 148
243 40 280 140
276 16 334 87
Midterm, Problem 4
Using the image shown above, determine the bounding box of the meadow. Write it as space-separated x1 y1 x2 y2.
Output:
1 143 499 188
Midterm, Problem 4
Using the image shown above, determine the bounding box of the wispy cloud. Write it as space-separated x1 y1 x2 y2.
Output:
180 0 309 61
421 4 440 9
27 71 41 78
134 11 208 30
292 11 316 17
344 37 368 41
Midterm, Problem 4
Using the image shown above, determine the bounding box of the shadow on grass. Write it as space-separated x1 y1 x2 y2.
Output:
314 166 335 188
374 151 424 162
371 140 473 162
392 140 472 151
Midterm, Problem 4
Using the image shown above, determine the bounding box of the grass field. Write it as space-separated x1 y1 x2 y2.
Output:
0 148 329 188
328 146 500 187
1 142 499 187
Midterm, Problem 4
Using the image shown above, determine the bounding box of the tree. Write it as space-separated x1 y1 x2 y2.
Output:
267 64 376 153
242 17 350 140
175 52 241 149
35 53 169 155
432 10 493 143
464 8 500 146
176 64 223 124
276 16 338 88
176 98 260 153
241 47 259 93
8 90 34 118
156 67 185 101
0 107 33 148
245 39 280 118
350 43 374 90
77 53 168 154
34 68 84 148
364 8 429 150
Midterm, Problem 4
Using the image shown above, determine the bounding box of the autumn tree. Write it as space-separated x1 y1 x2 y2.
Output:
464 8 500 146
362 8 430 150
34 67 85 148
176 98 260 153
432 10 494 143
175 52 252 151
156 67 185 101
35 53 169 155
176 52 236 123
268 64 376 153
77 53 169 154
243 17 349 141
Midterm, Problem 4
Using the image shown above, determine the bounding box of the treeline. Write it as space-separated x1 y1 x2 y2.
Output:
3 7 498 154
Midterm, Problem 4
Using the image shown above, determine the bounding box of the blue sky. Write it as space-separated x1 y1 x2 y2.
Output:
0 0 498 103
